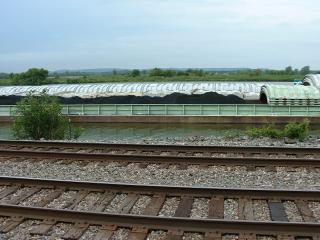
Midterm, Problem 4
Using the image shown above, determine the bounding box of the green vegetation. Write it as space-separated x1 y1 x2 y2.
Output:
0 73 8 79
246 124 283 138
283 120 310 141
130 69 141 77
12 90 82 140
0 66 316 86
247 119 310 141
9 68 49 85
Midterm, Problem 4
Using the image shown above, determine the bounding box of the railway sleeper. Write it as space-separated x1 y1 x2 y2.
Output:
0 178 320 224
0 214 320 239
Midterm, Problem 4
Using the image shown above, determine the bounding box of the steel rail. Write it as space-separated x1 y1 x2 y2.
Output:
0 139 319 155
0 204 319 235
0 149 319 167
1 177 320 237
1 176 320 199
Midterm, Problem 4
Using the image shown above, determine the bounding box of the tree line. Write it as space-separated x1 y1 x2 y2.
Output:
1 66 317 86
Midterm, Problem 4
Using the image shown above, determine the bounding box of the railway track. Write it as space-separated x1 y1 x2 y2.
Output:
0 140 320 169
0 176 320 239
1 139 320 158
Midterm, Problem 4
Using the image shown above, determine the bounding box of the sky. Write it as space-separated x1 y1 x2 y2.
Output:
0 0 320 72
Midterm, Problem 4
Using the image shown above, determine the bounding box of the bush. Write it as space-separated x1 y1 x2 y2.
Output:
68 125 83 140
246 124 283 138
12 90 81 140
10 68 49 85
247 119 310 141
284 119 310 141
130 69 141 77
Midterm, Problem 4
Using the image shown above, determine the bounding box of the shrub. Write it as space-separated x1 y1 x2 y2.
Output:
68 125 83 140
246 124 283 138
12 90 81 140
284 119 310 141
247 119 310 141
130 69 141 77
10 68 49 85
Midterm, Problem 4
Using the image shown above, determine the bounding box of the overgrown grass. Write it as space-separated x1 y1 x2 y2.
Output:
246 119 310 141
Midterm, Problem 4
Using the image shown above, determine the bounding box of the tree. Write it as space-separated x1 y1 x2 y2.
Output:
131 69 141 77
186 69 205 77
250 69 262 76
10 68 49 85
12 90 81 140
0 73 8 79
149 68 163 77
149 68 176 77
285 66 293 74
300 66 310 75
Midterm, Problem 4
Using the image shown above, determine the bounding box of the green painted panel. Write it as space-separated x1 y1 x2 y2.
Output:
149 105 166 115
132 105 149 115
115 105 132 116
269 106 289 116
202 105 219 115
184 105 201 115
219 105 237 116
237 105 255 115
308 106 320 112
68 106 83 115
84 106 99 115
2 104 320 117
167 105 183 115
0 106 12 116
99 105 116 116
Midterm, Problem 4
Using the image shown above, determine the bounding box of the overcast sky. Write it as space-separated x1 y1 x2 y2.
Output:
0 0 319 72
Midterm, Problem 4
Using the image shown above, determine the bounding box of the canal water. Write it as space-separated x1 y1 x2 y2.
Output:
1 123 319 141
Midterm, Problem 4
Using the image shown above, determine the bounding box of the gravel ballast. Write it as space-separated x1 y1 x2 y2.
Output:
309 202 320 222
158 197 180 217
0 136 320 238
253 200 271 221
190 198 209 218
130 195 152 215
0 220 73 240
0 160 319 190
46 135 320 148
283 201 303 222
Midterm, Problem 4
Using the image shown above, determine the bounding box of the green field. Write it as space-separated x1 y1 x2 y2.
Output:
55 73 305 84
0 66 313 86
0 73 305 86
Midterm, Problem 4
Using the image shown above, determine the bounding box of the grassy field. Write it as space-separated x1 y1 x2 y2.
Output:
0 72 305 86
0 74 304 86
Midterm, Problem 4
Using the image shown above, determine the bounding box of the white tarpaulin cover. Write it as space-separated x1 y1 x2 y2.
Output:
0 82 292 100
303 74 320 89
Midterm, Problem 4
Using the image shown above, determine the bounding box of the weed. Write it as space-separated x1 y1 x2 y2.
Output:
246 119 310 141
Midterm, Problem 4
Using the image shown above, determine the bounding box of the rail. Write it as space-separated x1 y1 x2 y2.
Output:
0 140 319 167
0 176 320 237
0 104 319 116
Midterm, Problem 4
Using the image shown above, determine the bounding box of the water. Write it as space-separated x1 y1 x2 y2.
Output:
0 124 12 140
1 123 319 141
77 123 247 141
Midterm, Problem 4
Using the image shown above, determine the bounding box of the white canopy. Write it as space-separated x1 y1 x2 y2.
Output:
0 81 292 100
